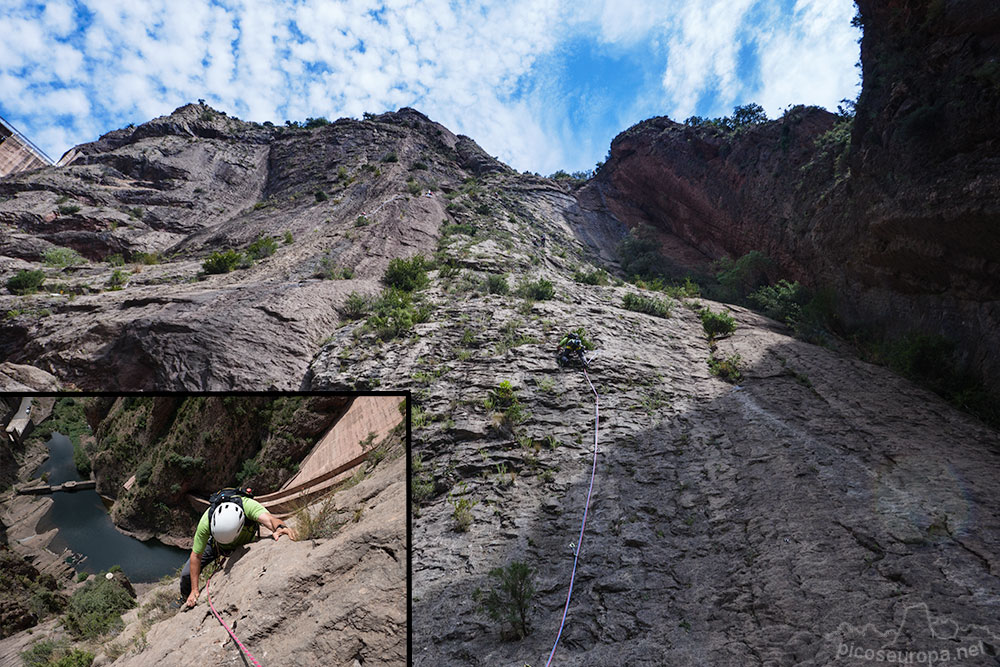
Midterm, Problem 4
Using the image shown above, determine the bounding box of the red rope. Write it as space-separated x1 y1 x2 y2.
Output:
544 366 600 666
207 574 263 667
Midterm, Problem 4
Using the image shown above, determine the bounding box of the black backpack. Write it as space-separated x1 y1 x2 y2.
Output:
207 487 259 546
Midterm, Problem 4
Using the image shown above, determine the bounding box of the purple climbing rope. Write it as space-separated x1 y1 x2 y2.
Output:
207 573 263 667
544 366 600 667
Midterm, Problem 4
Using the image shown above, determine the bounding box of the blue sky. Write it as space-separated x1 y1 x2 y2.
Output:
0 0 860 175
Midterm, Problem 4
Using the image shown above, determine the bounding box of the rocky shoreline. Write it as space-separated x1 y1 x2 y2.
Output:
1 438 77 581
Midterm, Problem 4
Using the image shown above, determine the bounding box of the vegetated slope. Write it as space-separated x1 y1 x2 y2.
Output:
586 0 1000 395
80 395 351 543
99 453 406 667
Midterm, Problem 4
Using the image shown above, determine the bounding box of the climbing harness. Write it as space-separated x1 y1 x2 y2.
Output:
207 571 262 667
544 365 600 666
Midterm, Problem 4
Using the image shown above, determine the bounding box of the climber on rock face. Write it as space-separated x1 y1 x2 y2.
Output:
180 489 293 609
556 332 587 367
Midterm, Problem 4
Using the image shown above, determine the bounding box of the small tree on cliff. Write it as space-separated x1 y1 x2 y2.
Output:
474 560 535 640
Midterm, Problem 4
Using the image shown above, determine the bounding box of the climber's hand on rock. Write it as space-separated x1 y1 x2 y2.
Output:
272 526 294 541
184 591 199 609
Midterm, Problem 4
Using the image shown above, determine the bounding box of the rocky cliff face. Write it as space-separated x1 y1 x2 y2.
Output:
587 0 1000 393
0 104 460 389
0 443 405 667
96 454 406 667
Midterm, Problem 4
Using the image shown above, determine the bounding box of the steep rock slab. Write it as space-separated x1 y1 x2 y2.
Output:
104 455 405 666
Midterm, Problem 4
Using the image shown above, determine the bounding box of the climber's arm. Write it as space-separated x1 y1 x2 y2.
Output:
258 511 295 541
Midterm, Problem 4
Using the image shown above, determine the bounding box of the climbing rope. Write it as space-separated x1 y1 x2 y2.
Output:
207 573 263 667
544 365 600 666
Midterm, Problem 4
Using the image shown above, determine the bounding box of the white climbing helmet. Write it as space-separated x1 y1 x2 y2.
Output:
210 501 245 544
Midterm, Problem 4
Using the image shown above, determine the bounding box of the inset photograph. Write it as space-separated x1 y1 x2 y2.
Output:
0 393 407 666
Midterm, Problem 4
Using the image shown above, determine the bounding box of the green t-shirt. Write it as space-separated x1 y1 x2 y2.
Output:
192 497 267 554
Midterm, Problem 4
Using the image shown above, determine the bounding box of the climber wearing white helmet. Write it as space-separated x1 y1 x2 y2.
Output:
180 490 293 609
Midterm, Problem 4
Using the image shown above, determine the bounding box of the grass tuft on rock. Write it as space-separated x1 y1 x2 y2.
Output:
622 292 672 318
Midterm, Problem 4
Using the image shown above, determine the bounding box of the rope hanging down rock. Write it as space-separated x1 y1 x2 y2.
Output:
207 573 263 667
544 365 601 666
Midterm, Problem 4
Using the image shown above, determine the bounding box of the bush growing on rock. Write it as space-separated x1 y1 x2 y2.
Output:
708 353 743 383
21 640 93 667
6 269 45 295
485 381 529 427
748 279 807 322
622 292 672 318
517 278 554 301
448 483 476 532
411 454 434 504
701 308 736 339
366 288 433 340
340 292 371 320
44 247 85 268
382 255 430 292
202 250 244 274
484 273 509 295
473 561 535 640
107 269 128 290
573 267 609 285
247 235 278 260
64 575 136 639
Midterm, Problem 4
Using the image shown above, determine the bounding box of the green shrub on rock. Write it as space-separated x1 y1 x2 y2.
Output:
21 640 94 667
484 273 509 295
382 255 430 292
202 250 244 274
63 575 135 639
517 278 554 301
247 235 278 260
474 561 535 640
6 269 45 295
700 308 736 339
622 292 672 318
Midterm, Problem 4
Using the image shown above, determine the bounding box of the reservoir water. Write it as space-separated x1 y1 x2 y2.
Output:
35 432 188 582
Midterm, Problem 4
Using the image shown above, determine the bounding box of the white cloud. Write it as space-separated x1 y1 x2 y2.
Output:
754 0 861 116
660 0 759 118
41 1 75 36
0 0 860 173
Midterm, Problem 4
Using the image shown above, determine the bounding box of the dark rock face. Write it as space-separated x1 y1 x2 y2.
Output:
88 395 350 540
587 0 1000 392
0 546 65 638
